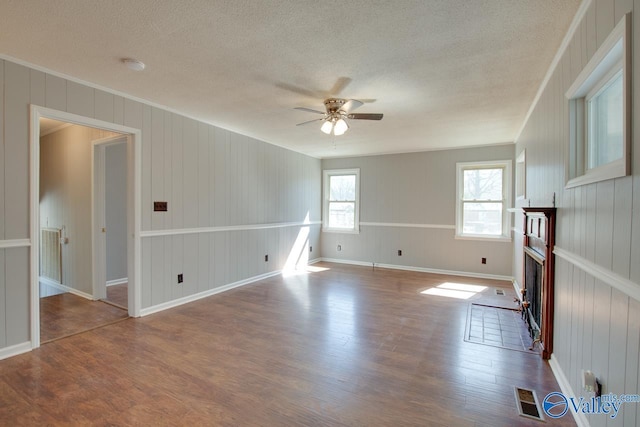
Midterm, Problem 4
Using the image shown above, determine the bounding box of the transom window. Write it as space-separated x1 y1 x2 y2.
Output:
456 161 511 240
323 169 360 233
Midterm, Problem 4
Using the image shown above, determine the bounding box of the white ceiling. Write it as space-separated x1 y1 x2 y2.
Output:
0 1 580 158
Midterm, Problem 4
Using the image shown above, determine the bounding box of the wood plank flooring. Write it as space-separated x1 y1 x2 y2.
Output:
2 263 576 426
105 283 128 309
40 293 129 343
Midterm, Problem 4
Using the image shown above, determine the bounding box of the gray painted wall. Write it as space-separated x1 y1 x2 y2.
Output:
105 142 128 282
40 124 120 295
514 0 639 425
321 145 514 277
0 58 321 351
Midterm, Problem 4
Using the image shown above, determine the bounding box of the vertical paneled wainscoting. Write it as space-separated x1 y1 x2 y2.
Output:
139 223 321 315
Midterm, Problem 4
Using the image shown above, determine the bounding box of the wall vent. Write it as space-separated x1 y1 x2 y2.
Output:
41 228 62 283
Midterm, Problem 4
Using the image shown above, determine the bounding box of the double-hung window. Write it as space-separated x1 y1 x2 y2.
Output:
456 161 511 240
323 169 360 233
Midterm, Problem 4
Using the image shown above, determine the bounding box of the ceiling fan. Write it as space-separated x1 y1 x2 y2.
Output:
295 98 383 136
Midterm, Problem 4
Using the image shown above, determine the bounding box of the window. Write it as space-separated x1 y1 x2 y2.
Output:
323 169 359 233
456 161 511 240
566 13 630 188
586 70 623 169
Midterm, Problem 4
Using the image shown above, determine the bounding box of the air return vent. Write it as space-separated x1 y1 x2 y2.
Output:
514 387 544 421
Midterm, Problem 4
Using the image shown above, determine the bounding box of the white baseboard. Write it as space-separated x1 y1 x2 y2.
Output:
39 276 94 300
140 269 282 317
320 258 513 282
0 341 32 361
549 354 590 427
106 278 128 287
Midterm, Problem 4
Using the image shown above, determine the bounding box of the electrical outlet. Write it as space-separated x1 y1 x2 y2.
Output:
309 245 312 252
481 258 487 264
337 245 342 251
177 274 183 284
265 254 269 262
398 250 402 256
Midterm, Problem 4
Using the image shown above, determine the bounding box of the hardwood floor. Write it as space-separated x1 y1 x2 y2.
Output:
105 283 128 309
40 293 129 343
2 263 575 426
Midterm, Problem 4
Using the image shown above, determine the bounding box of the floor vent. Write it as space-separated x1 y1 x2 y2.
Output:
495 289 505 295
514 387 545 421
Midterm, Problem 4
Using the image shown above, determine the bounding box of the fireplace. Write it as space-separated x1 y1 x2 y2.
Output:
522 207 556 359
524 246 543 336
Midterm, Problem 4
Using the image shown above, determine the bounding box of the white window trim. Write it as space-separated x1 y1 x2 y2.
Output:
322 168 360 234
565 12 631 189
515 149 526 200
455 160 512 241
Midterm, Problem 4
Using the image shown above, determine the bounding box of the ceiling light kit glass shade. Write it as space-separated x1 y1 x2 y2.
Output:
321 120 334 134
333 118 349 136
321 115 350 136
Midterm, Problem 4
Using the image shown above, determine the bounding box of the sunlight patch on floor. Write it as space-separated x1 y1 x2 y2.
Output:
421 282 488 300
282 265 330 277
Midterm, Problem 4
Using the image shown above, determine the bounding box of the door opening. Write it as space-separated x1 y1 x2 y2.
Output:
31 105 141 348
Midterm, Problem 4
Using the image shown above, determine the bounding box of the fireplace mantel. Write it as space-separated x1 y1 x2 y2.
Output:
522 207 556 359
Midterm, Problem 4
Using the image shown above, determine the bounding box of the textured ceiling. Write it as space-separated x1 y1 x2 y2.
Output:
0 1 580 158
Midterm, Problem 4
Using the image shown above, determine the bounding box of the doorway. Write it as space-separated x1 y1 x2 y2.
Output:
30 105 141 348
94 136 129 310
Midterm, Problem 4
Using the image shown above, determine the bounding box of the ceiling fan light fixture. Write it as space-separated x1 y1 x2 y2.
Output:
333 118 349 136
320 120 334 134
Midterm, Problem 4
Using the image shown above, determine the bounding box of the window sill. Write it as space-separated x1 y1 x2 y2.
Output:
322 227 360 234
565 159 628 189
455 234 512 243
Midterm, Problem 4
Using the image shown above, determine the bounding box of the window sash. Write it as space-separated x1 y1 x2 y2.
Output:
585 69 623 170
327 201 356 229
461 201 504 236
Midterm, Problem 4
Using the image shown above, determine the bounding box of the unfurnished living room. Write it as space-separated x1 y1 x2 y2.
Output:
0 1 638 426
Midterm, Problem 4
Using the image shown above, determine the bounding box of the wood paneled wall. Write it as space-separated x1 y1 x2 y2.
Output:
321 145 515 278
515 0 639 424
0 59 321 352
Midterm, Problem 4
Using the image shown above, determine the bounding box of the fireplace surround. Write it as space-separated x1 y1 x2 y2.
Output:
522 207 556 359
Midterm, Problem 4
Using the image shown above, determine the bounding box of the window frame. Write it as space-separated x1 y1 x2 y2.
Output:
455 160 512 242
565 12 631 188
515 149 526 200
322 168 360 234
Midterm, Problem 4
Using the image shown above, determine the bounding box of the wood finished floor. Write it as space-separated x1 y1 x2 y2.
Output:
105 283 128 309
39 293 129 343
3 263 576 426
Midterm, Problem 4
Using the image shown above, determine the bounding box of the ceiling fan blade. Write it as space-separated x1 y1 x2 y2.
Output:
294 107 325 115
328 77 352 96
296 118 325 126
347 113 383 120
276 82 322 98
342 99 363 113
